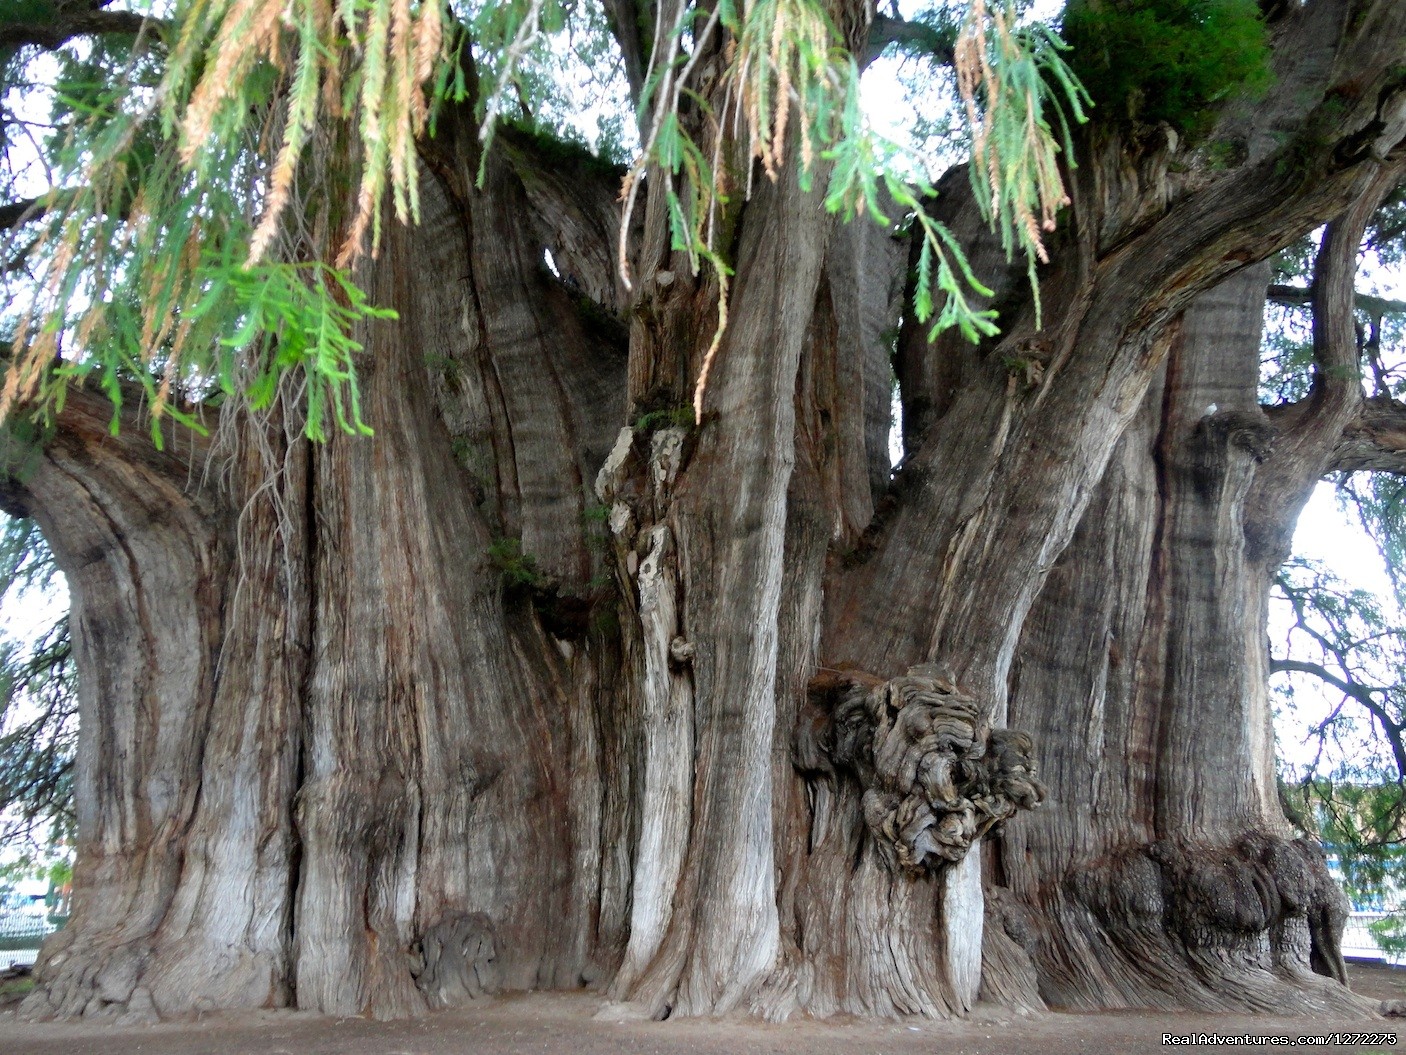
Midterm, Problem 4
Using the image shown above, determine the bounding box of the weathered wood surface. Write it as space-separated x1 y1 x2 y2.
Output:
4 0 1406 1025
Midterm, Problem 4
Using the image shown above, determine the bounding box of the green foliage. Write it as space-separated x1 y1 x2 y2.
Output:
204 263 393 442
487 537 548 589
425 351 462 387
1260 208 1406 409
1062 0 1272 140
1289 779 1404 899
1367 183 1406 269
1369 912 1406 954
0 974 34 1000
1339 475 1406 613
3 7 400 445
501 118 623 182
1274 557 1406 781
1200 137 1242 171
0 416 50 486
2 0 1090 442
1273 557 1406 911
881 5 962 64
162 0 452 263
1258 300 1315 405
581 503 611 554
0 517 75 857
633 406 694 432
826 117 1001 342
468 1 636 164
597 0 1086 417
955 11 1090 325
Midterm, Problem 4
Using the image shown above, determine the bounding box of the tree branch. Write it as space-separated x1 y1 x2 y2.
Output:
863 14 956 69
1291 176 1390 432
1271 656 1406 778
496 126 630 315
1239 168 1400 550
0 8 168 50
1268 283 1406 318
599 0 646 111
1330 395 1406 473
0 194 55 231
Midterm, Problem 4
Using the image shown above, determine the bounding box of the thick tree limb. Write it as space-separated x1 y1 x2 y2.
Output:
0 193 57 231
1329 395 1406 473
599 0 646 109
863 14 955 69
0 337 216 500
1258 167 1406 480
1307 184 1379 410
1237 165 1401 560
0 8 167 50
828 0 1406 683
1265 393 1406 473
1268 283 1406 318
495 127 630 315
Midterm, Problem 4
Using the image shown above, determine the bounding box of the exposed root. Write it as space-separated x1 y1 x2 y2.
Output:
411 913 499 1009
1019 833 1377 1015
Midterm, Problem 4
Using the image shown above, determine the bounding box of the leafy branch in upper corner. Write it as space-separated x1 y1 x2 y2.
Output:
956 0 1090 323
2 0 1089 444
165 0 452 266
1061 0 1271 142
2 0 438 443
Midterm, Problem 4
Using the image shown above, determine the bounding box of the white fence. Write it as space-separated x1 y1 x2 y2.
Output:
0 908 59 968
1342 911 1406 966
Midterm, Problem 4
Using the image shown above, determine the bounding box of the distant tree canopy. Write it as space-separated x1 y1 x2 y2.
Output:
0 518 73 858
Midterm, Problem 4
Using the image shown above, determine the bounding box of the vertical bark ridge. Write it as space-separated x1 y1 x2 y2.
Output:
999 264 1376 1014
464 154 624 583
780 210 981 1019
611 166 830 1018
291 183 597 1017
2 403 231 1022
136 404 310 1019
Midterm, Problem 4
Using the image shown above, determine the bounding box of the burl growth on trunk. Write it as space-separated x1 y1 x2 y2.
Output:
797 667 1046 873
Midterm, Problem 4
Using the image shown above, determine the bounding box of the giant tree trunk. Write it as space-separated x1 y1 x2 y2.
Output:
6 0 1406 1024
998 270 1353 1014
993 173 1400 1015
8 137 627 1022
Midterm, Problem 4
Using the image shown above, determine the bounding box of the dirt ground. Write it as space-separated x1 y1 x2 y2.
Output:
0 962 1402 1055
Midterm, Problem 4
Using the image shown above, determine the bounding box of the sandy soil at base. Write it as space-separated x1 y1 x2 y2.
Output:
0 962 1401 1054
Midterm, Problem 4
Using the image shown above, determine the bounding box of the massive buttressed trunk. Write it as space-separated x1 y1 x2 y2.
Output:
5 0 1406 1026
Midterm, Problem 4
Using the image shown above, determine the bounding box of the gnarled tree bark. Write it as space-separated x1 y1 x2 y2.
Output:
5 0 1406 1026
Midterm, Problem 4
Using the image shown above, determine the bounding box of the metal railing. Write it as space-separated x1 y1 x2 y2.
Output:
1342 911 1406 966
0 907 61 967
